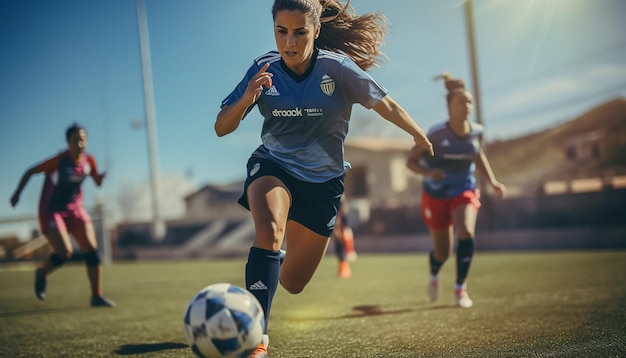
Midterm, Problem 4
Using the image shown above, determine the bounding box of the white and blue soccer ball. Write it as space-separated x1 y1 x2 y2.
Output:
182 283 265 358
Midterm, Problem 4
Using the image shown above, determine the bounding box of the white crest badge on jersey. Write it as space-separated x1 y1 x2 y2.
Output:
320 74 335 96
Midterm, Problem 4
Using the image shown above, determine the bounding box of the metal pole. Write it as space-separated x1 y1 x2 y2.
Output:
100 82 113 263
100 200 112 264
464 0 483 125
464 0 495 230
136 0 165 241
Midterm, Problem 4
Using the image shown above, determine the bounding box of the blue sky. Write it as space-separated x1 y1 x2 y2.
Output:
1 0 625 238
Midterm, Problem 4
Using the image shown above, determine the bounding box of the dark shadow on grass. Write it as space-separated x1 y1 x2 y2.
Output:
114 342 187 355
287 304 413 323
0 305 90 318
342 304 413 318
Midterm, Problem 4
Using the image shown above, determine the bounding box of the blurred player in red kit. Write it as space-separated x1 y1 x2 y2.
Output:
10 123 115 307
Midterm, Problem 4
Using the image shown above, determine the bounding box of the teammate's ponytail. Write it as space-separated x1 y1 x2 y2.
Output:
435 72 467 105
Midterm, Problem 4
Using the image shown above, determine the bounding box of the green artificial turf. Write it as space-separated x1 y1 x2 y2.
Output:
1 250 624 357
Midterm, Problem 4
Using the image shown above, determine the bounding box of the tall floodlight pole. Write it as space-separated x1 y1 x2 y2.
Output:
100 84 112 263
136 0 165 241
464 0 483 125
464 0 494 229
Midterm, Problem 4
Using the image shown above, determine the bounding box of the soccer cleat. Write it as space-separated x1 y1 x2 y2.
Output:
34 268 47 301
91 296 116 307
427 277 439 302
248 343 268 358
338 261 352 279
455 287 473 308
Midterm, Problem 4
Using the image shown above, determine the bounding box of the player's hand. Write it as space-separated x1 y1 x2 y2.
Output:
492 181 506 198
414 135 434 156
10 192 19 207
94 172 106 186
245 62 273 106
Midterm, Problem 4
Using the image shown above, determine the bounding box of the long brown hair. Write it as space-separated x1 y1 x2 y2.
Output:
271 0 387 71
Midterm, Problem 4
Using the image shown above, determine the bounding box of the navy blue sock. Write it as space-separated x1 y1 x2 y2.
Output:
456 238 475 285
429 251 443 276
246 247 280 334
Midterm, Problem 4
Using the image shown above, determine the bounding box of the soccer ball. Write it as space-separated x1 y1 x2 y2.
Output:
182 283 265 358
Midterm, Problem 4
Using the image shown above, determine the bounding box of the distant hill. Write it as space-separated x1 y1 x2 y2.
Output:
486 97 626 188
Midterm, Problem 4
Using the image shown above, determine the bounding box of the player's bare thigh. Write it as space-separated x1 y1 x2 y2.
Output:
66 208 98 252
44 229 74 258
42 212 74 258
450 190 480 239
247 175 291 251
70 221 99 252
280 220 330 294
452 204 478 239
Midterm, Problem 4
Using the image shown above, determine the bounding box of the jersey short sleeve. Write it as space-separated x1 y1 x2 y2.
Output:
37 152 64 174
339 56 388 109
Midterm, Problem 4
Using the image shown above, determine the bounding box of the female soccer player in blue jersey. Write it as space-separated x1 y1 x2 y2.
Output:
406 73 506 308
10 124 115 307
215 0 433 355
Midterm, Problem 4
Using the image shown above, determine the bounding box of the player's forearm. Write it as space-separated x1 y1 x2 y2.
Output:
14 169 35 194
407 160 429 176
375 97 424 138
215 101 251 137
93 173 105 187
11 169 34 205
406 147 428 176
373 97 432 155
476 150 498 186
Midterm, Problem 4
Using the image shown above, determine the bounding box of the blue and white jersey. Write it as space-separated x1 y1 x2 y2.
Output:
221 48 388 183
421 122 484 198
